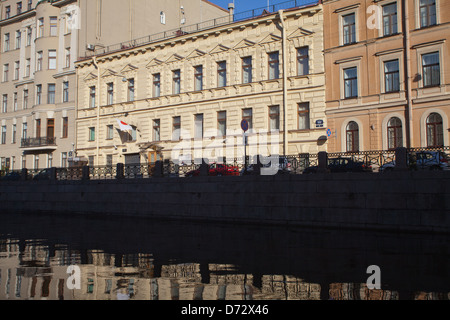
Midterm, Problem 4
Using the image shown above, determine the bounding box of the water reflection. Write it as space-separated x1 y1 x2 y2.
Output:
0 213 448 300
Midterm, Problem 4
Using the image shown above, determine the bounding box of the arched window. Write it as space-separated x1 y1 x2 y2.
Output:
387 117 403 149
426 113 443 147
346 121 359 152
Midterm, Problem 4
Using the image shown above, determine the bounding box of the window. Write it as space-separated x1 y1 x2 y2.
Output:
47 84 55 104
47 154 53 168
50 17 57 36
298 103 310 130
12 124 16 144
106 82 113 105
106 155 113 167
63 81 69 102
89 86 96 108
382 3 397 36
153 119 160 141
172 116 181 141
17 2 22 14
268 52 279 80
173 70 181 94
22 156 26 169
342 13 356 45
34 155 39 169
2 95 7 113
422 52 440 87
242 56 252 84
14 61 19 80
22 122 27 139
36 84 42 104
387 117 403 149
160 11 166 24
13 92 18 111
218 111 226 136
48 50 56 69
127 78 135 101
4 33 10 52
269 106 280 131
5 6 11 19
37 51 43 71
23 89 28 109
62 117 68 138
15 30 21 49
242 108 253 130
25 58 30 77
153 73 161 97
65 48 70 68
297 47 309 76
217 61 227 87
194 114 203 139
346 121 359 152
419 0 436 28
88 127 95 141
344 67 358 98
35 119 41 138
61 152 67 167
28 0 32 11
47 119 54 138
426 113 443 147
106 124 114 140
1 126 6 144
194 65 203 91
38 18 44 38
26 27 32 46
88 156 94 166
3 64 8 82
384 59 400 93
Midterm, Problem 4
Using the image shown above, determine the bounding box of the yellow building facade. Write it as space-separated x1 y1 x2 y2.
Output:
75 3 326 166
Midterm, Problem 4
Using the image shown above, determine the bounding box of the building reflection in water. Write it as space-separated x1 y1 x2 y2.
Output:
0 238 448 300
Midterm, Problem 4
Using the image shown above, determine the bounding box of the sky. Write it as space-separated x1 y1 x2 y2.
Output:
210 0 279 14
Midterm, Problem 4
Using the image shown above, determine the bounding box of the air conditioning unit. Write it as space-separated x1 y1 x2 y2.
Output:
86 44 95 51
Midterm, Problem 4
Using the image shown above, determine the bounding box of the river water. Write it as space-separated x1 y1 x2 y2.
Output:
0 212 448 301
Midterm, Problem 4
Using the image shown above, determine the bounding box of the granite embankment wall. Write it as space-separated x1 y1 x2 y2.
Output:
1 170 449 233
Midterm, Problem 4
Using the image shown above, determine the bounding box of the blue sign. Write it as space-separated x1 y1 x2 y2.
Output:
241 119 249 132
315 119 324 128
326 128 332 137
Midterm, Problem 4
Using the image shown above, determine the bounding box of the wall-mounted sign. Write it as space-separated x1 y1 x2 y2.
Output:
315 119 324 128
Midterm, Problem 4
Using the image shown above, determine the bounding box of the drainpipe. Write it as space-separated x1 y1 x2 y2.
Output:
92 56 100 165
278 10 288 157
403 0 413 148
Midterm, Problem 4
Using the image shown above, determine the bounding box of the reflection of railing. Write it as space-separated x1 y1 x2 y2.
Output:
2 147 449 182
21 137 56 148
79 0 319 60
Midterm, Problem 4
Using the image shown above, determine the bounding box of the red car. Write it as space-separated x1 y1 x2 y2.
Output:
185 163 240 177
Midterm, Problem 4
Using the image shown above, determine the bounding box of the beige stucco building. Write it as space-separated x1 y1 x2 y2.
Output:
0 0 227 171
323 0 450 152
75 2 326 166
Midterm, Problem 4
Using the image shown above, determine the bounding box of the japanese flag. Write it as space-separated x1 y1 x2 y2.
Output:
117 119 132 131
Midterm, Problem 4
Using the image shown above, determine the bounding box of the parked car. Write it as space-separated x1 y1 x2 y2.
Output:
380 151 449 172
1 171 22 181
302 157 372 174
240 156 293 175
185 163 240 177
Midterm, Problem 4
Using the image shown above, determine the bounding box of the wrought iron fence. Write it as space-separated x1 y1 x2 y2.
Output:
1 146 449 182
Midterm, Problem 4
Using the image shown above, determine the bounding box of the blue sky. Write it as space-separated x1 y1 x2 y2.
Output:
210 0 279 14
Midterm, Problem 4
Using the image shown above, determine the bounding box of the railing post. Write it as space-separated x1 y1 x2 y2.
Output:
116 163 124 179
21 168 28 181
394 147 408 171
153 161 163 177
317 151 328 173
49 167 57 181
82 165 90 180
199 159 209 176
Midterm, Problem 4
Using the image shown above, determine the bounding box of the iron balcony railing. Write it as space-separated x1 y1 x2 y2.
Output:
21 136 56 148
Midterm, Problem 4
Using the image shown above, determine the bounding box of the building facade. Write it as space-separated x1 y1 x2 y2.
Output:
75 2 326 166
323 0 450 152
0 0 227 171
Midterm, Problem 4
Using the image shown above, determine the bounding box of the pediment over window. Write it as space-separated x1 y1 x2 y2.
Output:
187 49 207 60
233 39 256 50
120 63 138 74
83 72 98 81
259 33 282 45
166 53 184 63
210 44 230 55
146 58 164 68
288 27 314 39
101 69 119 78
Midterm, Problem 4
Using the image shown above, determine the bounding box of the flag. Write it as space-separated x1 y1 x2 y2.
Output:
116 119 132 131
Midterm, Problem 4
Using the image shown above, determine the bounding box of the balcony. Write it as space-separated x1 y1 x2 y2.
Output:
21 137 57 152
